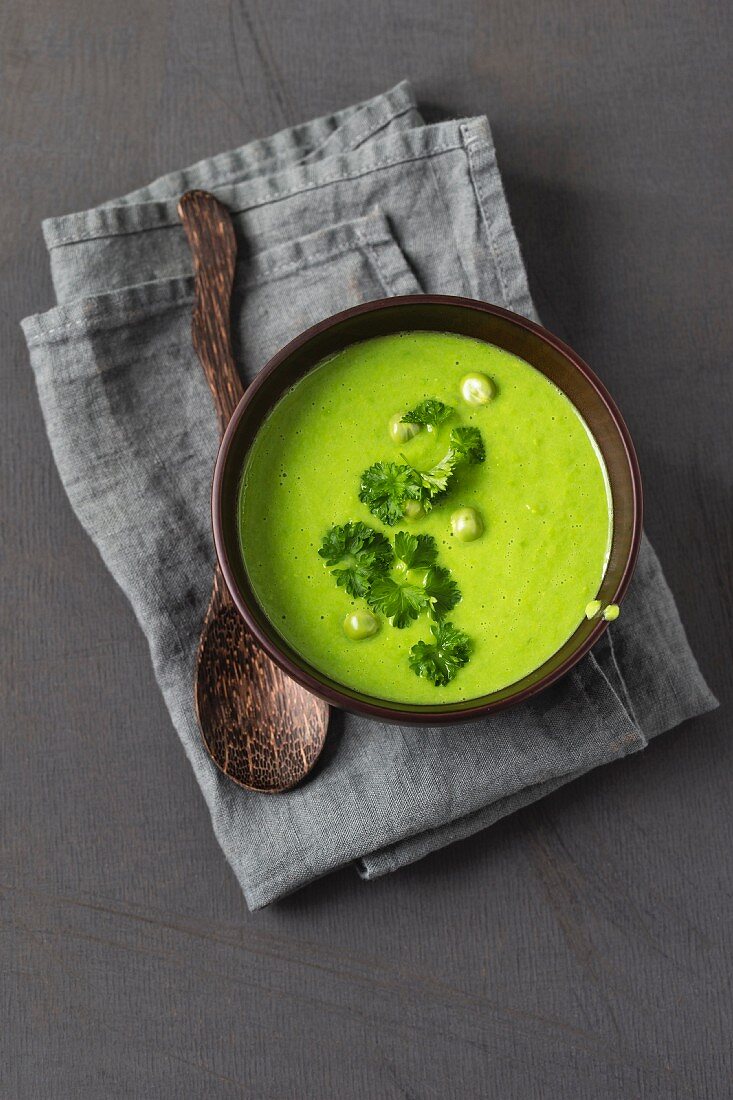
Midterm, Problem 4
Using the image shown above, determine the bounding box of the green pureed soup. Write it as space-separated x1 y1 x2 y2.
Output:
237 332 612 704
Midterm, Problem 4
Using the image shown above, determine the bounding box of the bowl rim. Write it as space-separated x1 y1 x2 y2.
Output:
212 293 643 724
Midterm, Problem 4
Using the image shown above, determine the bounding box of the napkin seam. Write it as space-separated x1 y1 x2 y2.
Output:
97 82 419 207
426 154 473 296
354 224 420 296
45 130 475 245
24 214 408 344
324 100 419 155
461 119 535 319
604 626 640 727
462 121 511 308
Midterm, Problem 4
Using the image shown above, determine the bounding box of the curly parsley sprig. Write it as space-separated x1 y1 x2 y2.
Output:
393 531 438 570
408 620 471 686
449 425 485 465
401 399 453 428
366 575 428 628
423 565 461 618
319 396 489 687
359 419 485 525
364 533 461 628
318 522 393 597
358 462 424 527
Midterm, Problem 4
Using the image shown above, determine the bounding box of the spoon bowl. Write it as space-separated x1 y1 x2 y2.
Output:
194 574 328 792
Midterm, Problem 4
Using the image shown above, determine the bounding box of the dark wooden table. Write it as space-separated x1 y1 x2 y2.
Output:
2 2 730 1096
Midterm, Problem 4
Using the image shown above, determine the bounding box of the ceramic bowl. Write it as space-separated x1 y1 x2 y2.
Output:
212 295 642 724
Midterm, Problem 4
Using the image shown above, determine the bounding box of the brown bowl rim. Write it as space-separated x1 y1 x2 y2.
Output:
212 294 643 724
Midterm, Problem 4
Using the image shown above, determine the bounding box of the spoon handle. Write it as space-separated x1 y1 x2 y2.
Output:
178 190 243 438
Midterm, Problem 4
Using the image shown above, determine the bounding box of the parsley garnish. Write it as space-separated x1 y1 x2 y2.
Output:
393 534 460 617
358 462 423 527
367 575 428 628
394 531 438 570
359 425 485 524
423 565 461 618
321 394 489 686
449 425 485 465
318 522 393 597
411 426 485 509
401 399 453 427
408 620 471 686
361 532 462 627
415 452 455 503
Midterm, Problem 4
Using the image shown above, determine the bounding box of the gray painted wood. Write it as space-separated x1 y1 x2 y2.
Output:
1 1 730 1096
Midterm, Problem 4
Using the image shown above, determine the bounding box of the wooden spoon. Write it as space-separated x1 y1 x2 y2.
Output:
178 189 329 793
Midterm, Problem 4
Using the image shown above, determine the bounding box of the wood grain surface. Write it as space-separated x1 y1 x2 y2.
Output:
1 1 730 1097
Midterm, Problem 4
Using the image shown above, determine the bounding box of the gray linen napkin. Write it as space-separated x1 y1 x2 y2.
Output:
22 82 717 909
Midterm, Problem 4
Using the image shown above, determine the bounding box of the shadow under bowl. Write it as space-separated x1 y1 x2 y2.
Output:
212 295 642 725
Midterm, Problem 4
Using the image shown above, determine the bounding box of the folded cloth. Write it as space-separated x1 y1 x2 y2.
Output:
22 82 717 909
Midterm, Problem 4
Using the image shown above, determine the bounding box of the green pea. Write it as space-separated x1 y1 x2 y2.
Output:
451 507 483 542
389 413 421 443
603 603 620 621
343 609 379 640
585 600 602 619
459 372 496 406
403 499 425 521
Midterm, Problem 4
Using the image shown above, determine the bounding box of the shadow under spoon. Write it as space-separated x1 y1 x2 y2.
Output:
178 189 329 793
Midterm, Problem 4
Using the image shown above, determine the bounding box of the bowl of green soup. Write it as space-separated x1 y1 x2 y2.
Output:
213 295 641 723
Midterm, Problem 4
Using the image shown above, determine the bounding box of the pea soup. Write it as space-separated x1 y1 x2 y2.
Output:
237 332 612 703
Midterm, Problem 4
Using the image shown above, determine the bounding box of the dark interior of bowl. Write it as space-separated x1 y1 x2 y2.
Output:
214 296 642 723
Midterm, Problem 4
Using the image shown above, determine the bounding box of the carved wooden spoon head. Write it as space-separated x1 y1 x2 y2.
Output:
179 190 329 793
194 574 329 792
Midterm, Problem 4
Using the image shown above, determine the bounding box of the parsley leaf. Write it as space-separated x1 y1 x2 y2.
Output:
423 566 461 618
359 426 485 523
367 575 428 628
394 531 438 570
318 521 393 597
412 425 485 508
450 425 485 465
408 620 471 686
415 452 455 501
401 399 453 428
359 462 423 526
